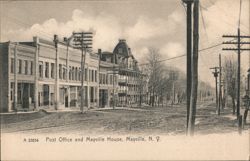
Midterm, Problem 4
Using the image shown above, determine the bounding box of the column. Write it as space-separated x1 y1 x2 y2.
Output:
66 45 69 82
13 43 18 111
54 37 59 110
86 86 89 108
75 86 78 107
68 87 71 107
107 89 110 107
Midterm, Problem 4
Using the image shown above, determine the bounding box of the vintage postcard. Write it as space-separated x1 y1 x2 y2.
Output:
0 0 249 160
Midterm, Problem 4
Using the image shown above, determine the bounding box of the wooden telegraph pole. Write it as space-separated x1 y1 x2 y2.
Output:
223 27 250 134
182 0 194 133
219 54 222 113
72 32 93 113
210 67 220 115
222 29 250 118
187 0 199 136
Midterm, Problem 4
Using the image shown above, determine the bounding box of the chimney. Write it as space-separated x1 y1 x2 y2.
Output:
63 37 68 42
128 48 131 53
119 39 126 43
98 49 102 55
98 49 102 59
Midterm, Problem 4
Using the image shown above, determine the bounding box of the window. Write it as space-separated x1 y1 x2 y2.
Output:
45 62 49 78
99 74 102 84
92 70 94 82
51 63 55 78
84 68 88 81
39 61 43 78
78 68 81 81
30 61 33 75
89 69 92 82
110 75 113 85
24 60 28 75
118 48 123 54
75 67 78 81
72 67 75 80
59 64 62 79
90 87 94 103
95 70 97 82
17 83 22 104
102 74 105 84
63 66 66 80
69 66 72 80
113 75 116 84
18 59 22 74
10 82 14 101
10 58 14 73
106 74 108 84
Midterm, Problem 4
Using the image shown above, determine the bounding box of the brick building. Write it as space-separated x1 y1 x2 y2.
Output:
0 37 146 112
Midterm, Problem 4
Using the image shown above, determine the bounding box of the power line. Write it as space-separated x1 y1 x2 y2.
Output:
207 0 249 33
200 2 209 43
139 41 226 66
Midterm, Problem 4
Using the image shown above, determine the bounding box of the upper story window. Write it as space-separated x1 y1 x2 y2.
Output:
75 67 78 81
92 70 94 82
118 48 123 54
51 63 55 78
71 67 75 80
85 68 88 81
10 58 14 73
94 70 97 82
18 59 22 74
69 66 72 80
30 61 33 75
45 62 49 78
89 69 92 82
78 68 81 81
99 73 102 84
24 60 28 75
106 74 108 84
59 64 62 79
39 61 43 78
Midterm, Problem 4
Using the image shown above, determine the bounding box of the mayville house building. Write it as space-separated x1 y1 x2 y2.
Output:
0 36 147 112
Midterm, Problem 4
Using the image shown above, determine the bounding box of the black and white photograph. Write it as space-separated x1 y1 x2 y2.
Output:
0 0 249 160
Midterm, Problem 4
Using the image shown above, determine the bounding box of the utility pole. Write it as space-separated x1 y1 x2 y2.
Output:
219 54 222 113
210 67 220 115
53 35 59 110
72 32 93 113
222 29 250 118
182 0 194 133
187 0 199 136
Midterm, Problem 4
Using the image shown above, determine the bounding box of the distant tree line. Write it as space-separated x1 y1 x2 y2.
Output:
140 47 213 107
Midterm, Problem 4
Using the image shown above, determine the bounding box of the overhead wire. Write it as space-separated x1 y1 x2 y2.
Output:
206 0 249 33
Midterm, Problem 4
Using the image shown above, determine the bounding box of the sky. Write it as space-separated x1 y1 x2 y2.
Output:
0 0 249 87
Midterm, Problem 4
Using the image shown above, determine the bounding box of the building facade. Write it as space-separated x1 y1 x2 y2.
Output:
0 37 146 112
100 39 147 107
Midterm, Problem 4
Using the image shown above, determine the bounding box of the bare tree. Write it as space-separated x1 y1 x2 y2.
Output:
223 58 245 115
138 66 148 107
146 47 163 107
223 58 237 114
